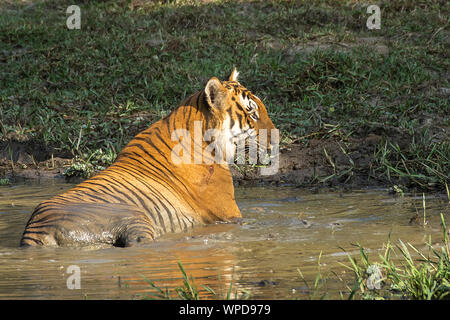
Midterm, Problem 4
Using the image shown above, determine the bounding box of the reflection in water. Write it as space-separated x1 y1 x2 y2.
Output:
0 180 447 299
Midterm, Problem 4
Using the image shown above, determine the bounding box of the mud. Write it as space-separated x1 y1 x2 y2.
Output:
231 133 390 187
0 132 406 189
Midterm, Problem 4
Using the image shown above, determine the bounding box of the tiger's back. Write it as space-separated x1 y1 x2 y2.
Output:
20 69 277 247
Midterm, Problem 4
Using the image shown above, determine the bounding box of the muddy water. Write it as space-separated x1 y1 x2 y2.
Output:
0 180 448 299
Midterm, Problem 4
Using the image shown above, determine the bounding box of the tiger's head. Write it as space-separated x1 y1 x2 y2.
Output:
202 68 278 172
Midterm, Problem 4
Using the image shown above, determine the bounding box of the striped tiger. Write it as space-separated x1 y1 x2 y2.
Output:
20 68 277 247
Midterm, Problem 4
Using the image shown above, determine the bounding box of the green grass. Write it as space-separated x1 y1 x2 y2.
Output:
341 214 450 300
373 135 449 189
0 0 448 188
297 250 335 300
139 261 250 300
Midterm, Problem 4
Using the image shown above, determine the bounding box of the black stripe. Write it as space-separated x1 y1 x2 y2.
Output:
112 158 189 213
60 192 90 203
31 203 58 217
201 91 208 109
123 146 173 180
112 160 192 233
137 136 171 163
102 172 166 231
154 130 174 153
115 154 167 181
29 213 83 226
114 157 174 201
114 162 188 233
112 162 174 211
185 102 194 130
235 110 244 127
98 175 142 208
22 230 50 236
27 207 58 225
132 135 151 144
21 236 43 246
195 91 202 109
235 102 245 112
125 143 195 200
70 187 109 203
25 223 61 230
109 164 170 232
169 112 191 161
79 180 127 204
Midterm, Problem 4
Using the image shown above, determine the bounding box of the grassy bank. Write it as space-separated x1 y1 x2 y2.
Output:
0 0 449 189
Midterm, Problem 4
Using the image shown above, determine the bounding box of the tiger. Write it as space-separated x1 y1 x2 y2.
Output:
20 68 277 247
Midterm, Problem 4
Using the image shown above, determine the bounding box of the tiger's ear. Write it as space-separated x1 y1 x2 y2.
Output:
228 67 239 82
204 77 227 110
